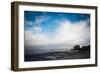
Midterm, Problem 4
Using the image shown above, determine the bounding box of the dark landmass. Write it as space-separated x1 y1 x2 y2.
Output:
24 45 90 61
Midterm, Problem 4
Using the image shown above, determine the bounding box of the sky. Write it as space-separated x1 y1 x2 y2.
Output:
24 11 90 52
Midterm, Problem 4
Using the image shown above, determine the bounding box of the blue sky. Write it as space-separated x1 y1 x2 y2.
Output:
24 11 90 34
24 11 90 49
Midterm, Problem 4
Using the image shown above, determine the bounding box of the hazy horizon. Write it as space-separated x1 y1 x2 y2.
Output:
24 11 90 54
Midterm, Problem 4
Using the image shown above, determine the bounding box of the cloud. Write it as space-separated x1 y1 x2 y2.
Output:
53 20 90 46
25 19 90 50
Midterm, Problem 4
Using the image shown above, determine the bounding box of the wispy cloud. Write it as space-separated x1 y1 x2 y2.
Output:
25 19 90 49
24 11 90 54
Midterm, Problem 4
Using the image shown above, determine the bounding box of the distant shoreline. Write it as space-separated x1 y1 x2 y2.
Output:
24 48 90 61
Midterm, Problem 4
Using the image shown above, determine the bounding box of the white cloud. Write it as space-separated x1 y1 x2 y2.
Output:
52 20 90 46
25 19 90 51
